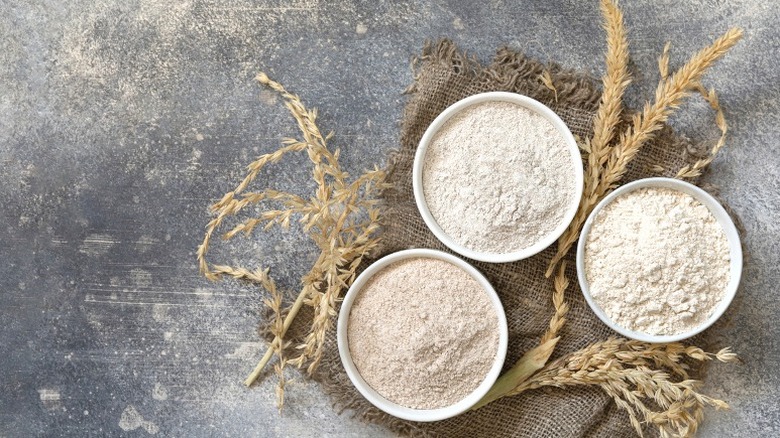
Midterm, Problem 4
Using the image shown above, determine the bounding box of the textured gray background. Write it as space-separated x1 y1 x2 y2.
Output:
1 0 778 436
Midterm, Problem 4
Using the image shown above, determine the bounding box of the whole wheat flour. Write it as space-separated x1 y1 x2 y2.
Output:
347 257 500 409
584 187 731 336
422 100 577 254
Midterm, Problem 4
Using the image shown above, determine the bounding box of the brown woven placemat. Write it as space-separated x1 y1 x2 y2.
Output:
307 40 711 438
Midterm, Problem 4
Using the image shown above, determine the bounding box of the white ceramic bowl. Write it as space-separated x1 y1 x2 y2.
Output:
576 177 743 343
412 91 583 263
337 248 508 422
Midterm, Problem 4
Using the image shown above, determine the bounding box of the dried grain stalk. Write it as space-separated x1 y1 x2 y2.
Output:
545 0 631 276
598 27 741 193
487 2 741 434
494 0 628 391
472 263 568 409
197 72 389 398
260 269 289 411
540 262 570 344
676 81 729 179
510 339 738 438
546 24 742 276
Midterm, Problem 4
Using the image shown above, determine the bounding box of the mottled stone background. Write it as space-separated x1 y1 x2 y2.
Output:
1 0 778 436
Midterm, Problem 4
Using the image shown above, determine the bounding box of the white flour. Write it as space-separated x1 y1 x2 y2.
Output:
422 101 577 254
347 257 499 409
584 187 731 336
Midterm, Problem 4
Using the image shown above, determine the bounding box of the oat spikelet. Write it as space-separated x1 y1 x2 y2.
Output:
259 269 289 411
546 0 631 276
539 70 558 102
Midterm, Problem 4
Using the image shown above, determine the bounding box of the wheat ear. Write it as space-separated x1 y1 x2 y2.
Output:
546 0 631 276
598 27 742 194
546 27 742 276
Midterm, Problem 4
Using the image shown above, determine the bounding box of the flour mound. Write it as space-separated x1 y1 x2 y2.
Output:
422 101 577 254
584 187 731 336
347 257 500 409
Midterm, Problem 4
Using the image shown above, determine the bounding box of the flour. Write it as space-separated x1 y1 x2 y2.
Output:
584 187 731 336
347 257 499 409
422 101 577 254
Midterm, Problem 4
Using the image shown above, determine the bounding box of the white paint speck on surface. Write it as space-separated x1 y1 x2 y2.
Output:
453 17 465 30
38 388 62 410
78 233 119 256
38 388 61 401
119 405 159 435
152 383 168 401
130 268 153 287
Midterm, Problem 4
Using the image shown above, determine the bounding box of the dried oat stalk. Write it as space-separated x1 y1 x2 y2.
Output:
511 339 738 438
197 72 389 402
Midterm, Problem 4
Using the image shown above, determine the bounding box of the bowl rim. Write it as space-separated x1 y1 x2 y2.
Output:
412 91 584 263
576 177 743 343
336 248 509 422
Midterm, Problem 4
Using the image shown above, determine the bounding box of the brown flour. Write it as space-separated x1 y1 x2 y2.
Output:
347 257 500 409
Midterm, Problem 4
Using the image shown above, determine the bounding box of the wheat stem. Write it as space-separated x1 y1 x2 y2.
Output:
546 0 631 276
540 262 570 344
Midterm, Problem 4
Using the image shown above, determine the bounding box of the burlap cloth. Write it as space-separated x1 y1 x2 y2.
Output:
306 40 718 437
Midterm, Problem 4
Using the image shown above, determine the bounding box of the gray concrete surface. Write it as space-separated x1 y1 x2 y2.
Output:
1 0 778 436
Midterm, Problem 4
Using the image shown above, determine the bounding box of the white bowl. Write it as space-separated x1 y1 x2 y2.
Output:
576 177 743 343
337 248 508 422
412 91 584 263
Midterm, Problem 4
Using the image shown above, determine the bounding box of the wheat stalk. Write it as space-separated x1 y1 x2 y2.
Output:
676 82 729 179
546 26 742 276
545 0 631 276
540 262 570 344
591 0 632 161
599 27 741 193
483 4 742 434
659 41 672 81
501 0 627 401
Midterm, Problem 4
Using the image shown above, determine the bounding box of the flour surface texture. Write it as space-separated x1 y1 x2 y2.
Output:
584 187 731 336
422 101 577 254
347 257 499 409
